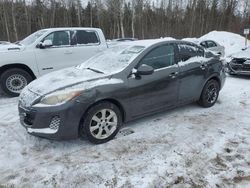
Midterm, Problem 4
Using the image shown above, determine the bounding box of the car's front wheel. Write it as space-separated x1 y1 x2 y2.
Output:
198 79 219 108
0 68 33 97
80 102 122 144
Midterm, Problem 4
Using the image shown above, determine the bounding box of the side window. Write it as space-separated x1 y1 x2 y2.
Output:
200 42 207 48
73 30 99 45
139 45 175 70
43 31 70 46
207 41 217 48
178 44 204 62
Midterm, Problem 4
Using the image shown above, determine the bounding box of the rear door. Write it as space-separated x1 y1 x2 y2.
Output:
69 30 107 66
177 42 207 103
35 30 75 75
127 44 180 118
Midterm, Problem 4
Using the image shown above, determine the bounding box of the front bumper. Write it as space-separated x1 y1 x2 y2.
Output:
18 100 88 140
227 60 250 75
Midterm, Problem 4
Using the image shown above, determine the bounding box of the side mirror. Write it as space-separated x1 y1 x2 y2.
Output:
136 64 154 76
38 40 53 49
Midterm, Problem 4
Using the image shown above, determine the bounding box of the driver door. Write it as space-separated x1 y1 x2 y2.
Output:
34 30 75 75
126 44 180 118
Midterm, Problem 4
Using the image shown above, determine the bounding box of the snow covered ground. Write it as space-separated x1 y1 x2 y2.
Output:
0 75 250 187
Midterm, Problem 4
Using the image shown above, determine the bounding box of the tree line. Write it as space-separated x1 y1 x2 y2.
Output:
0 0 250 42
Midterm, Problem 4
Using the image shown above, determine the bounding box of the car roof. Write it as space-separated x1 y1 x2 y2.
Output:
117 38 198 49
40 27 101 32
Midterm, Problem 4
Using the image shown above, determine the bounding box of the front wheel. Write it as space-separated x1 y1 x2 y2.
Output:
79 102 122 144
0 68 33 97
198 79 219 108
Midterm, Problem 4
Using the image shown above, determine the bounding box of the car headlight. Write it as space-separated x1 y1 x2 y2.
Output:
38 90 81 106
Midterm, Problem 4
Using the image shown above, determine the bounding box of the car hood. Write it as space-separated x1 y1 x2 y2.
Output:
231 49 250 59
25 67 111 96
0 43 24 52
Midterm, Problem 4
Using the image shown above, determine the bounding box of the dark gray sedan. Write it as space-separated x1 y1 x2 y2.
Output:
19 40 226 144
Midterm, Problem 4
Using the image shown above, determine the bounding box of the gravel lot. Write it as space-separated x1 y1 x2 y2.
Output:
0 75 249 187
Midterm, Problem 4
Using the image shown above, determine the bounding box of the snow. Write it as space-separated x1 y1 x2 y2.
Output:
20 67 109 98
231 48 250 59
0 43 22 52
178 56 212 67
0 76 250 187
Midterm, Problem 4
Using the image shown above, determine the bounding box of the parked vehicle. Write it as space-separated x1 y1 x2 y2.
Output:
19 39 226 144
227 47 250 75
0 27 108 96
199 40 225 57
107 38 138 47
112 38 138 42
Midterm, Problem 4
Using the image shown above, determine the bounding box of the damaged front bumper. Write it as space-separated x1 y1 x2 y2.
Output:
18 100 87 140
227 58 250 75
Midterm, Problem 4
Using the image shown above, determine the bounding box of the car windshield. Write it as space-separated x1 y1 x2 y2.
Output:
77 45 145 74
19 30 48 46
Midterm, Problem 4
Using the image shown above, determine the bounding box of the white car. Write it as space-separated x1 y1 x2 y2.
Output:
200 40 225 57
0 27 108 96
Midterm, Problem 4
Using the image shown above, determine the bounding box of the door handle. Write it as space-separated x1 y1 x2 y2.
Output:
169 72 179 79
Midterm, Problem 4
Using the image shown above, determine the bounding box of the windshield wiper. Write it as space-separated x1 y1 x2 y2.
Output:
86 67 104 74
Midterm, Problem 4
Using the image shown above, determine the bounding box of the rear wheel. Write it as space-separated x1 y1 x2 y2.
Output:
79 102 122 144
0 68 33 97
198 79 219 108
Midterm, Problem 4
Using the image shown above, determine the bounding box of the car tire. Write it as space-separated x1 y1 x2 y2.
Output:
198 79 219 108
0 68 33 97
79 102 122 144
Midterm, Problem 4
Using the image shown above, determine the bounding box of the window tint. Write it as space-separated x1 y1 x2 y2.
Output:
140 45 175 69
43 31 70 46
207 41 217 48
200 42 207 48
71 30 99 45
178 43 204 61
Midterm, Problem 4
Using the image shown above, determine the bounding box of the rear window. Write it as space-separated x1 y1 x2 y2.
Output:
178 43 204 61
207 41 217 48
71 30 99 45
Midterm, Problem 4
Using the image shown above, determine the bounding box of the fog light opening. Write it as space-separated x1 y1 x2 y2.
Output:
49 116 60 130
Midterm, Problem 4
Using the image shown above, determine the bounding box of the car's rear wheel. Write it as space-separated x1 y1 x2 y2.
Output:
0 68 33 97
79 102 122 144
198 79 219 108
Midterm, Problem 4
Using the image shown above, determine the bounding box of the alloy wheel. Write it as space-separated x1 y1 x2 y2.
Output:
89 109 118 139
205 83 218 104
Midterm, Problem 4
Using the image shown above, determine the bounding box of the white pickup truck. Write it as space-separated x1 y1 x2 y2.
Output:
0 27 108 96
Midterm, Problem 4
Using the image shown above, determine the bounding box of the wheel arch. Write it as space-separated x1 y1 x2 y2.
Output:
207 75 221 89
86 98 126 122
78 98 126 137
0 64 37 80
198 74 221 99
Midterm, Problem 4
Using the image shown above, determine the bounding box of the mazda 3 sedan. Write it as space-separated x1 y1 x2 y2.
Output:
19 39 226 144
